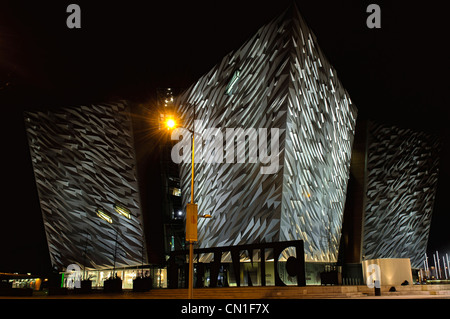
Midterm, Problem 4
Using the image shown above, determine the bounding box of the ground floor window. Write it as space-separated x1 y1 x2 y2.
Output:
61 266 167 289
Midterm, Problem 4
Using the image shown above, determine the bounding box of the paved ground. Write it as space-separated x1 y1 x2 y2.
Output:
2 285 450 299
2 286 448 318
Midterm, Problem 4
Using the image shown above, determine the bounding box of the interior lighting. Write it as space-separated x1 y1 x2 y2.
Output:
96 208 113 224
114 203 131 219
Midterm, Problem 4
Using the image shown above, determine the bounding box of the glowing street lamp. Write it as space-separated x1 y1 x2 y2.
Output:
165 117 176 130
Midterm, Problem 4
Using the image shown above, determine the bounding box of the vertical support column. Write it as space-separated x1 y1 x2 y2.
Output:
260 248 266 287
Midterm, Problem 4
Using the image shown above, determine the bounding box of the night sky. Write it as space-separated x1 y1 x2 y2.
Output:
0 0 449 275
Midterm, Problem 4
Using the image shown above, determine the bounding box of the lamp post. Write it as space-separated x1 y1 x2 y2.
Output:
184 126 212 298
164 116 197 299
186 129 197 299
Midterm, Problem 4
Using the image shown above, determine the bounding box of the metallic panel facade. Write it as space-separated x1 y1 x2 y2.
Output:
362 122 440 268
175 5 357 262
25 102 147 270
280 8 357 262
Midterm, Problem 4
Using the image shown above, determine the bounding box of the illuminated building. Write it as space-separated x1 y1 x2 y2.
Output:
24 102 148 270
173 4 440 274
24 101 172 288
174 4 357 263
23 4 441 289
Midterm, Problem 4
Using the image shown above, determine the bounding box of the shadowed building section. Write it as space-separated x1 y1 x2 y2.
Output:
362 122 440 268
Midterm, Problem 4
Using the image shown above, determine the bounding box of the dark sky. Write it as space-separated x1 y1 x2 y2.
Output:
0 0 449 274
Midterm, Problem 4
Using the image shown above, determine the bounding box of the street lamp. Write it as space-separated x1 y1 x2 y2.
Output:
164 116 209 299
165 117 176 130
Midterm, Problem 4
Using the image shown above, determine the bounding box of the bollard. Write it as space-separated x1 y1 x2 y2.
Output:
374 280 381 296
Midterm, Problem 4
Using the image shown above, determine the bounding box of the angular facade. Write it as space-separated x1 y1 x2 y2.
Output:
174 5 357 262
25 102 147 270
362 122 440 268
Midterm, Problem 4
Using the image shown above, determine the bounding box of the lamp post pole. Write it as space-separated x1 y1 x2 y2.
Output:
188 129 195 299
185 125 210 298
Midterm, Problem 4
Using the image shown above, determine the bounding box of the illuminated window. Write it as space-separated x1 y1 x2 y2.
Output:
170 187 181 197
225 69 241 95
96 208 113 224
113 203 131 219
172 210 184 220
